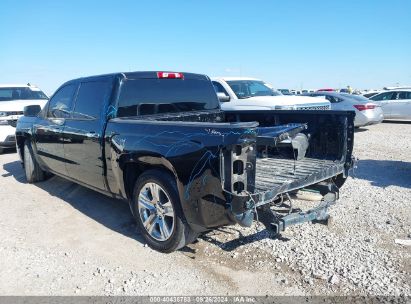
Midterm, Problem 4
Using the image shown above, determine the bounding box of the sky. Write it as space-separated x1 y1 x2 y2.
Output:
1 0 410 95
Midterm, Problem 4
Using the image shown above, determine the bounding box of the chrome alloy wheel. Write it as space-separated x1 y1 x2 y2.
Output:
137 182 175 241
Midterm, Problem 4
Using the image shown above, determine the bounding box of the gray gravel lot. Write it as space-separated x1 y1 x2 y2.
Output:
0 122 410 296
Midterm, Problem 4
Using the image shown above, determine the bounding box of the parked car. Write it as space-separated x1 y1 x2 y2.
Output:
317 88 335 92
211 77 330 111
304 91 383 127
370 90 411 120
16 71 354 253
278 89 291 95
0 84 48 153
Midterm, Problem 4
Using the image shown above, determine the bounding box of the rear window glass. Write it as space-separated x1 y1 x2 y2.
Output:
117 79 220 117
348 95 369 102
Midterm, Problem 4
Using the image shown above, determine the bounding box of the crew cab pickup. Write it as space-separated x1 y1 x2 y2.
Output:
211 77 331 111
16 71 355 253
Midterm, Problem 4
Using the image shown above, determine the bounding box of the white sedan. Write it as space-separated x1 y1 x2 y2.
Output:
304 92 383 127
370 90 411 120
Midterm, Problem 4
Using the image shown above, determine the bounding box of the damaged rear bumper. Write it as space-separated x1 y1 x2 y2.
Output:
266 185 338 234
270 203 330 234
233 182 340 234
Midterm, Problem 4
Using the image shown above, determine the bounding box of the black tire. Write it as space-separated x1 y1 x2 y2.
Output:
131 169 198 253
0 147 3 154
24 140 46 183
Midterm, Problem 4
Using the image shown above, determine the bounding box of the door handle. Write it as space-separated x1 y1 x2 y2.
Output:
86 131 99 139
50 118 65 126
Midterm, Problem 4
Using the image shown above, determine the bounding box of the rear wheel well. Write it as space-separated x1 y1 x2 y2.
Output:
123 162 175 200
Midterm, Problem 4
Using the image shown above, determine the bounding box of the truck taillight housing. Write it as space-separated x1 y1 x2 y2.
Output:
157 72 184 79
353 104 377 111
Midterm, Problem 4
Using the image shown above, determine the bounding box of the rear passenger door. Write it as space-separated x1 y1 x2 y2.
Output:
390 91 411 119
63 78 113 190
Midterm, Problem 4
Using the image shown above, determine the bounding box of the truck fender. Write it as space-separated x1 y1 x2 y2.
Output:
119 153 180 207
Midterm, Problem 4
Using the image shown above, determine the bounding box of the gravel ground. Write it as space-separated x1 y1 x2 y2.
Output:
0 121 410 296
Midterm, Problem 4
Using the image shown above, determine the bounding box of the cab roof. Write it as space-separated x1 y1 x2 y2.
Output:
212 76 262 81
65 71 210 84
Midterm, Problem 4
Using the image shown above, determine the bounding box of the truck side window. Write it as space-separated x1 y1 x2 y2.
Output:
212 81 229 96
47 84 77 118
72 81 112 120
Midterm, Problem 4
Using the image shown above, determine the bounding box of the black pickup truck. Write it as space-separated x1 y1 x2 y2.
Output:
16 71 355 253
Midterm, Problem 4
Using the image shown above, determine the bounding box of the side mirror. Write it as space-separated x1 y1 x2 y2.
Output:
217 92 230 102
24 105 41 117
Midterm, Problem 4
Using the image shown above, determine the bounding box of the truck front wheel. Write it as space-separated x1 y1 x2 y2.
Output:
132 169 198 253
24 140 46 183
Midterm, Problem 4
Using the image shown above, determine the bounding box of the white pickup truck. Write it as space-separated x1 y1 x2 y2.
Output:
211 77 330 111
0 84 48 153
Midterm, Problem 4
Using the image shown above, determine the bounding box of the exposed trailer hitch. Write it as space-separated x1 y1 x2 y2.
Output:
258 182 339 235
269 202 331 234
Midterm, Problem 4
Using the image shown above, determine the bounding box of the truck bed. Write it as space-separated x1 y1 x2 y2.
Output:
135 110 354 197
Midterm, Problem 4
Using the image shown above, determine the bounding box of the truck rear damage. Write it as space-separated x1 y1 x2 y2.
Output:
222 110 355 234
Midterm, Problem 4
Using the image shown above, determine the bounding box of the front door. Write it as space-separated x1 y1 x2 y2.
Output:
34 83 77 175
